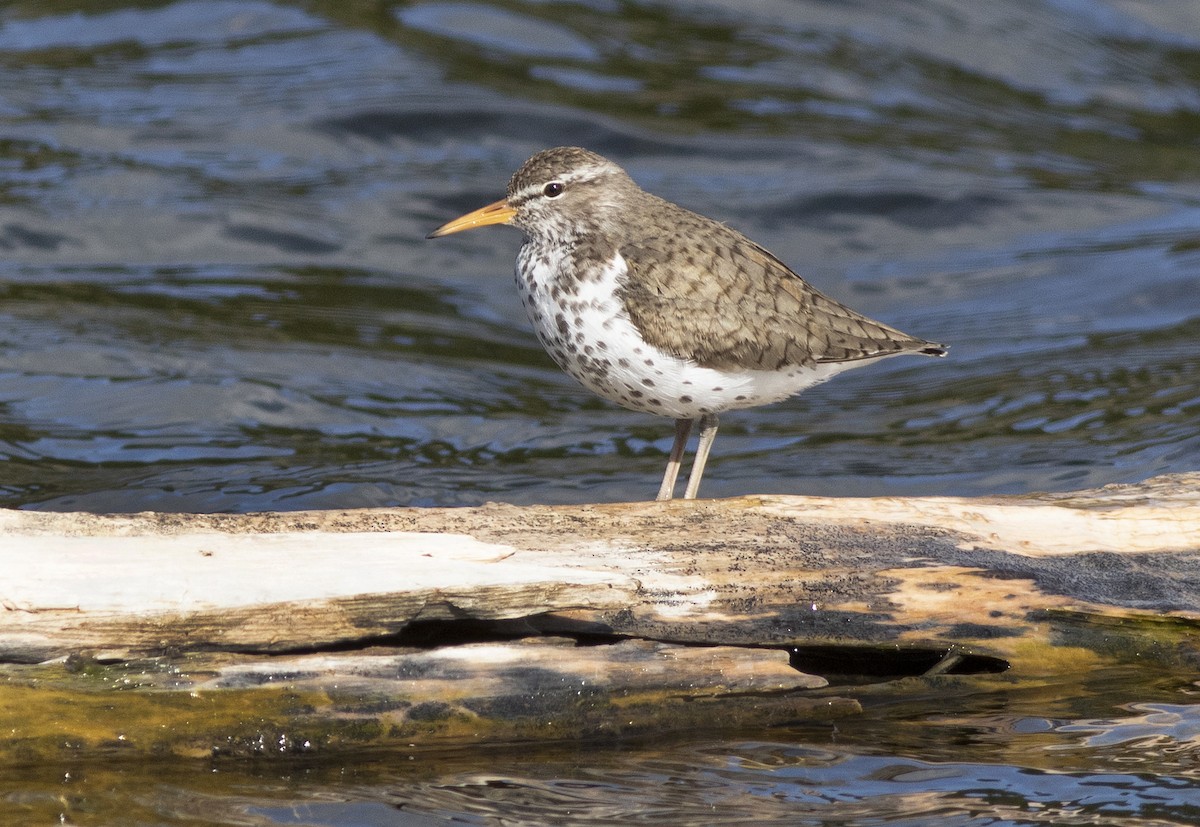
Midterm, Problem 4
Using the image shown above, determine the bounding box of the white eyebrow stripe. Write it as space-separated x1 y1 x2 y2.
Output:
510 162 617 203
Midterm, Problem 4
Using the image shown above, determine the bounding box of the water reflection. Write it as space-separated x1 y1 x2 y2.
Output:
11 730 1200 825
1 670 1198 824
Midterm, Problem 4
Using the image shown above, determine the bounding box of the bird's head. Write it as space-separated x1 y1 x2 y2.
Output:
427 147 632 243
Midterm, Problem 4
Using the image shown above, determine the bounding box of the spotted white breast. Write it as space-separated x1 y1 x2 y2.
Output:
514 246 855 420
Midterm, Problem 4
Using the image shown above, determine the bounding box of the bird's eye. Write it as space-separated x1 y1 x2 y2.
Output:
542 182 565 198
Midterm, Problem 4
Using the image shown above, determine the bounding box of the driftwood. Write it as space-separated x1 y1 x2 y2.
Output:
1 473 1198 761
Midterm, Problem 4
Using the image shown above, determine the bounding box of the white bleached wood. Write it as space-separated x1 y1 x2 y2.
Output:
1 473 1197 665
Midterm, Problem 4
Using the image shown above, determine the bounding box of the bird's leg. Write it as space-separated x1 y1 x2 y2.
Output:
656 418 694 501
683 413 720 500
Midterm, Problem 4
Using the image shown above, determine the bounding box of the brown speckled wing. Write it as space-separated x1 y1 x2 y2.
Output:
616 197 943 372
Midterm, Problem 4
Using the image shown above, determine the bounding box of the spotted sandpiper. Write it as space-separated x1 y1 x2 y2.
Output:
429 147 946 500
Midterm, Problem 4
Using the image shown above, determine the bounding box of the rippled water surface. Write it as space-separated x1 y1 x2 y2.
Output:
2 0 1199 823
2 0 1197 510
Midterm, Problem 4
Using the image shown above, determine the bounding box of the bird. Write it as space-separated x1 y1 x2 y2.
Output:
428 146 946 501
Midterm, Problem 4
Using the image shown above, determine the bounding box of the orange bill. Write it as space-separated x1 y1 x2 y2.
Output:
427 199 517 238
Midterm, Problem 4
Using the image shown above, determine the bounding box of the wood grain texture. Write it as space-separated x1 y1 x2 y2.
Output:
3 473 1197 662
1 474 1197 758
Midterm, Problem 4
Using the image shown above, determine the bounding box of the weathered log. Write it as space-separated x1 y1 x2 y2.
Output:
1 473 1197 761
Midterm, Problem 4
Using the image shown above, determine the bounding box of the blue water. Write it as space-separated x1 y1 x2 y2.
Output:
1 0 1197 511
1 1 1199 823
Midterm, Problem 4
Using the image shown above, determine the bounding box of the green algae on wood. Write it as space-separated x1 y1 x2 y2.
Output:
0 639 850 763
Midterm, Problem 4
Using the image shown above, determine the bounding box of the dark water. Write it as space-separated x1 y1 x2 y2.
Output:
2 0 1199 823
